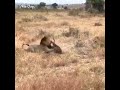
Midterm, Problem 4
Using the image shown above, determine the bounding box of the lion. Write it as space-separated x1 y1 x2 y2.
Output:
22 35 63 54
22 36 54 53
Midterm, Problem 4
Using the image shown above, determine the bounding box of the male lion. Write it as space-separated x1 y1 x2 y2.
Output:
22 36 54 53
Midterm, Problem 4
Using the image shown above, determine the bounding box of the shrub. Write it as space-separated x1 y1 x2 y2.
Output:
92 36 105 49
62 27 80 38
75 40 85 48
22 18 32 22
94 22 102 26
60 21 69 26
33 14 48 21
68 9 80 16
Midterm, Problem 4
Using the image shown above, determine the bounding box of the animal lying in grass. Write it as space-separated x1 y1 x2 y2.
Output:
22 36 62 54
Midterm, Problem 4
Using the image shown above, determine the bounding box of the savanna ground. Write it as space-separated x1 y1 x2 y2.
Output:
15 9 105 90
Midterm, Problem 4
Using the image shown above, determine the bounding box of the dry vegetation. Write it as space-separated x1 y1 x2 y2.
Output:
15 10 105 90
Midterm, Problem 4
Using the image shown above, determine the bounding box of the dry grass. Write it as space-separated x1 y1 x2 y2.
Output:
62 27 80 38
33 14 48 21
15 10 105 90
16 73 104 90
94 22 102 26
68 9 80 16
22 17 33 22
60 21 69 26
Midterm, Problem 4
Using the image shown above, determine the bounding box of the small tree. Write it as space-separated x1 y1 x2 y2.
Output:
52 3 58 9
37 2 46 9
64 6 68 10
86 0 105 12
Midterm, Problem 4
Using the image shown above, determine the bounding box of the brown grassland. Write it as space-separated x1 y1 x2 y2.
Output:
15 10 105 90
